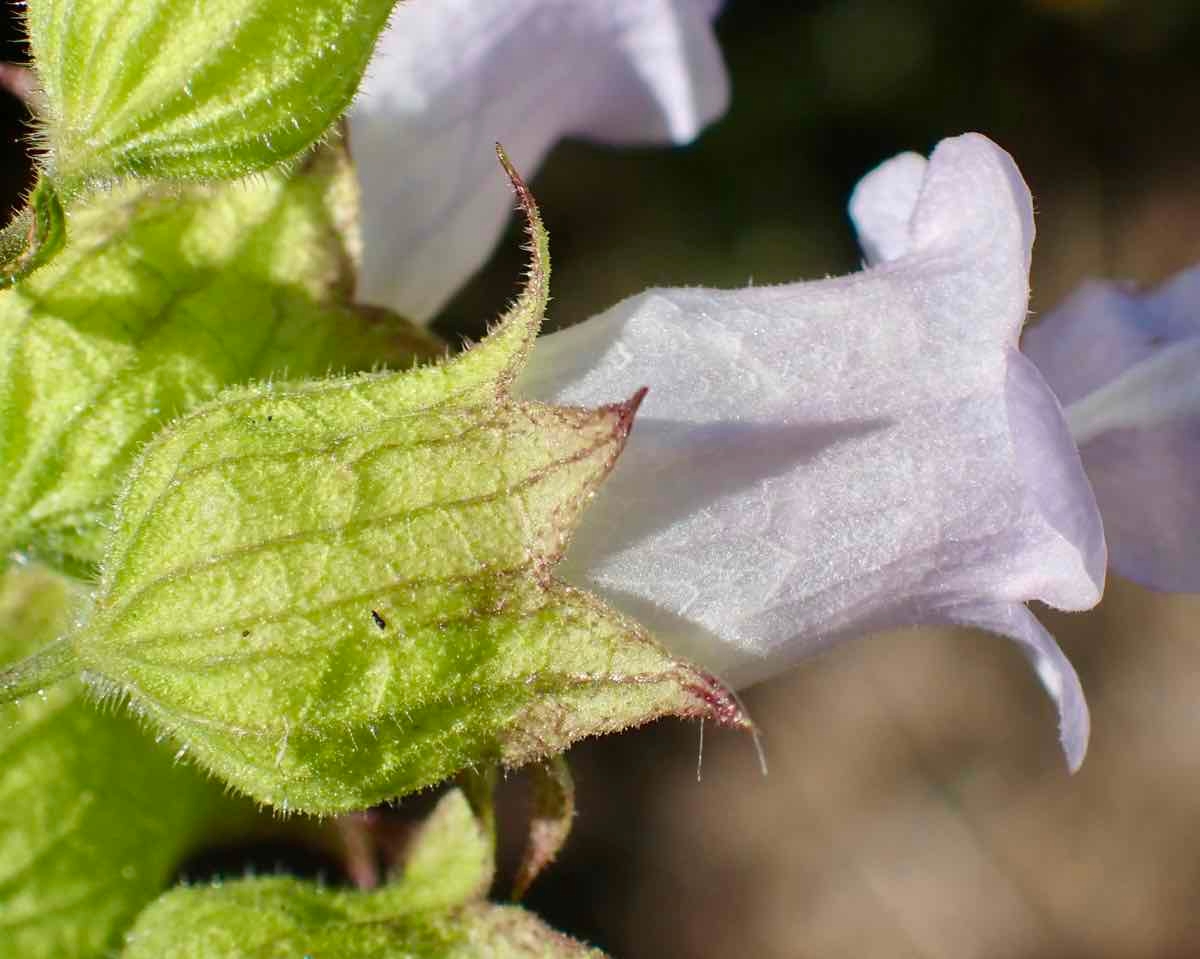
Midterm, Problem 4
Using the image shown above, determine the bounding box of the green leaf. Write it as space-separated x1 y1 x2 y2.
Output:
121 884 606 959
70 159 745 813
121 790 604 959
0 563 244 959
26 0 397 188
389 786 495 911
0 142 440 573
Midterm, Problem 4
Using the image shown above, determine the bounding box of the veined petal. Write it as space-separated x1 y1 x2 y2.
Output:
1024 267 1200 591
522 133 1104 767
349 0 728 323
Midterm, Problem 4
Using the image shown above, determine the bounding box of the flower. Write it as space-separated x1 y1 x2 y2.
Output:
519 134 1106 770
349 0 728 323
1023 267 1200 593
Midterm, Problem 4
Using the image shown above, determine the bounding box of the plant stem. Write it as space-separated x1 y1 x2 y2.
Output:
0 637 77 703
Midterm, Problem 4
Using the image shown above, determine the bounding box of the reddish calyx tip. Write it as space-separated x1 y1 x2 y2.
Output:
687 672 754 731
615 386 649 434
495 142 535 220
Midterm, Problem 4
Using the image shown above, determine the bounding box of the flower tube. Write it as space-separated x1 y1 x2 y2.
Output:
350 0 728 323
1023 267 1200 593
520 134 1106 770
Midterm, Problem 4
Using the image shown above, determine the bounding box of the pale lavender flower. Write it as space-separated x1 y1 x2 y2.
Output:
1024 267 1200 593
520 134 1106 770
349 0 728 323
346 6 1116 769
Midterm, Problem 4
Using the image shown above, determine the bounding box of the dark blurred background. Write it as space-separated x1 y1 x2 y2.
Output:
5 1 1200 956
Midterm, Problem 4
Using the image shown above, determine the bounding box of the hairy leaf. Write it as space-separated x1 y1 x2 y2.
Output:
0 143 439 573
121 790 598 958
122 877 604 958
122 898 608 959
27 0 397 187
74 161 744 813
0 563 242 959
390 787 495 910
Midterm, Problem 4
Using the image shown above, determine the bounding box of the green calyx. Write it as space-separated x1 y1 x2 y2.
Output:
0 0 748 954
45 155 744 814
26 0 398 190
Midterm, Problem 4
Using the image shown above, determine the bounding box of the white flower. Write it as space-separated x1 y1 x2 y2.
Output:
349 0 728 323
1023 267 1200 593
520 134 1106 771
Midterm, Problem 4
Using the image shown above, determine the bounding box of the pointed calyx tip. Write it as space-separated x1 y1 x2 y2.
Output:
687 670 754 732
494 143 539 230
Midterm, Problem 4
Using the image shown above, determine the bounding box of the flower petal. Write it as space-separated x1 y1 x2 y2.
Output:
1024 267 1200 591
1023 268 1200 407
349 0 728 323
850 133 1035 343
848 150 926 265
938 601 1089 772
1005 349 1107 608
523 134 1103 765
